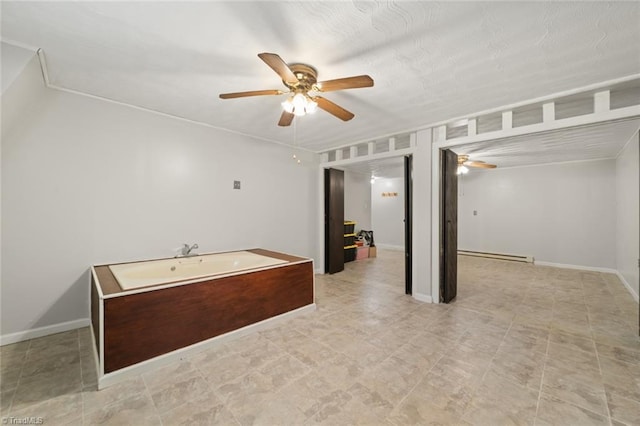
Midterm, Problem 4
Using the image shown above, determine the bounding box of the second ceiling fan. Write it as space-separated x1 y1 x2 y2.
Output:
219 53 374 126
457 154 497 174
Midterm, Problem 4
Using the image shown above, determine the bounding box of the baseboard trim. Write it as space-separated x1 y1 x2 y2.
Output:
375 244 404 251
0 318 91 346
534 261 617 274
459 249 533 263
413 293 433 303
615 271 639 303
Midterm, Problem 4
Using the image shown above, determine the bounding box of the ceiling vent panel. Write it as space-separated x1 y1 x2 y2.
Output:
375 139 390 154
477 113 503 134
394 134 412 150
446 123 468 140
512 105 543 128
611 85 640 110
555 95 594 120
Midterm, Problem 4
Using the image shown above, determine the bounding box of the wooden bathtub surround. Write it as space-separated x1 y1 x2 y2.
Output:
91 248 314 377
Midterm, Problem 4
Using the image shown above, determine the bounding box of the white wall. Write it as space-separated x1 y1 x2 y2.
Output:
1 67 320 339
615 132 639 300
458 159 617 269
371 177 405 249
1 42 36 94
344 170 371 232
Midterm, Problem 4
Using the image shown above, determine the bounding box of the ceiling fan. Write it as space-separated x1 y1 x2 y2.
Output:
457 154 497 174
219 53 374 127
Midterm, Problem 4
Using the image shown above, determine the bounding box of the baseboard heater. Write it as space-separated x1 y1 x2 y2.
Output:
458 250 534 263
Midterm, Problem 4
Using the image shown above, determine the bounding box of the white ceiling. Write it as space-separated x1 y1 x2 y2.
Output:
453 118 640 169
2 1 639 154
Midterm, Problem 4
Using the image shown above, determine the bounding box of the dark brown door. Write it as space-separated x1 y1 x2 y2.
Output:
440 149 458 303
324 168 344 274
404 155 413 295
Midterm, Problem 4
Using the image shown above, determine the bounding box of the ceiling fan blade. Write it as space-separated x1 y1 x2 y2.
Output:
467 161 496 169
315 97 355 121
278 111 294 127
316 75 374 92
219 89 283 99
258 53 298 85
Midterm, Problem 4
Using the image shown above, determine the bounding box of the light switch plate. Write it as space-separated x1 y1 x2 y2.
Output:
233 180 241 190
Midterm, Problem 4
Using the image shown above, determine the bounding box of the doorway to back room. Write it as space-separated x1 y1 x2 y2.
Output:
323 155 412 296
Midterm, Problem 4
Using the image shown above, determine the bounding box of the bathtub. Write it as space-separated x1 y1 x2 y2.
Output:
109 250 288 290
90 248 314 389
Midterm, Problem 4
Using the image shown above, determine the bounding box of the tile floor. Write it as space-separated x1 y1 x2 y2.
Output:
1 250 639 425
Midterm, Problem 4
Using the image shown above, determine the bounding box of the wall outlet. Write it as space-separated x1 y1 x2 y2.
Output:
233 180 241 190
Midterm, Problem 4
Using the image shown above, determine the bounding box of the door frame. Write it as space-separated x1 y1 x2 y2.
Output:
404 155 413 295
324 168 345 274
319 153 414 294
430 146 443 303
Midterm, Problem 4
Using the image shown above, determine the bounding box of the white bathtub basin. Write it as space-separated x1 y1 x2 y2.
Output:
108 250 287 290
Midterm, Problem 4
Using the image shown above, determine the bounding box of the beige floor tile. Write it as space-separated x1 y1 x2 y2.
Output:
1 388 15 416
160 398 239 426
236 393 308 426
82 376 147 414
216 372 276 421
606 390 640 426
358 355 424 406
258 353 311 389
274 371 341 419
148 374 212 414
546 341 601 375
311 352 363 388
548 329 597 354
602 370 640 402
10 392 83 425
284 336 340 367
596 341 640 365
462 370 538 425
20 350 80 379
198 352 252 387
11 367 83 413
391 338 446 374
84 393 160 425
599 355 640 380
535 393 609 426
541 364 608 416
389 372 472 425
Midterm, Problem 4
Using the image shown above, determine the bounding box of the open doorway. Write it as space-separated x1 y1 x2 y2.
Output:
434 124 639 340
323 155 413 295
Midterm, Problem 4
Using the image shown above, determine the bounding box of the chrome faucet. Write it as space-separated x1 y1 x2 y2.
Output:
178 243 199 257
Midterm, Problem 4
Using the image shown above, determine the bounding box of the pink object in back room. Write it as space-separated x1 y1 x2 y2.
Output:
356 247 369 260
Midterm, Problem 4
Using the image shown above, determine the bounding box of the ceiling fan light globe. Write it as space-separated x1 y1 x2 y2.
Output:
281 99 294 113
292 93 306 110
293 108 306 117
458 165 469 174
306 100 318 114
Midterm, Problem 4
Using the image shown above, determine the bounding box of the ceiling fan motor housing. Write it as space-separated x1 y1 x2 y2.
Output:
286 64 318 92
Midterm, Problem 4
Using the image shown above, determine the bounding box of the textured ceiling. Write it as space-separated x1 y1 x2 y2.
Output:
2 1 640 153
